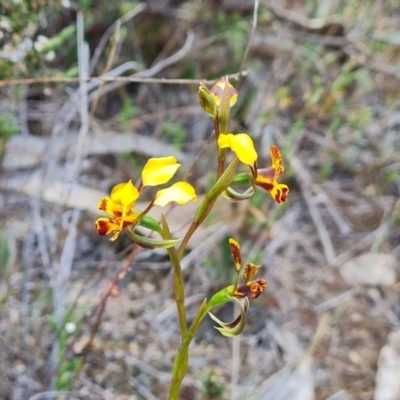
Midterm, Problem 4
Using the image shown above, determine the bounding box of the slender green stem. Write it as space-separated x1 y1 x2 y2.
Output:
214 115 220 140
214 117 226 179
169 79 235 398
161 215 187 338
217 148 226 179
161 216 190 393
168 299 209 400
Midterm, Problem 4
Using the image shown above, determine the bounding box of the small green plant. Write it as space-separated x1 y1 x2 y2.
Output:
0 114 19 168
197 369 225 399
0 1 74 79
121 97 138 127
161 121 186 150
49 318 83 390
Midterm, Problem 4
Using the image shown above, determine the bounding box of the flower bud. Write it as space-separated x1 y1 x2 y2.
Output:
198 82 217 118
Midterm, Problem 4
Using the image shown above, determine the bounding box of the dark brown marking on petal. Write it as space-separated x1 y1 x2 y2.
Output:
281 187 289 202
275 190 282 204
122 219 135 229
242 263 260 282
98 198 107 211
224 314 242 329
229 238 241 270
257 181 274 192
95 220 110 236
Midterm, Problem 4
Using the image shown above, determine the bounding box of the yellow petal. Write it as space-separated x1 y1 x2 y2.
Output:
154 182 197 207
122 209 141 225
255 176 289 205
110 180 139 212
97 196 122 218
142 157 181 187
269 182 289 205
218 133 258 166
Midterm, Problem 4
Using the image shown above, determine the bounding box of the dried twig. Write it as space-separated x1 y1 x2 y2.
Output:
0 72 247 88
89 21 121 124
89 3 146 74
238 0 259 83
49 12 89 388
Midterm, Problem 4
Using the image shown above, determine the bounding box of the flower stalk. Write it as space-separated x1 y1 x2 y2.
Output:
168 299 208 400
161 215 189 399
161 215 187 338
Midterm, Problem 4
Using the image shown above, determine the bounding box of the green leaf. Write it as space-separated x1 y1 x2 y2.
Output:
222 185 255 201
130 231 181 249
42 25 76 53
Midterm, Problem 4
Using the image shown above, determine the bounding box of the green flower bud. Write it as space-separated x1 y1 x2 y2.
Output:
139 215 163 235
198 82 217 118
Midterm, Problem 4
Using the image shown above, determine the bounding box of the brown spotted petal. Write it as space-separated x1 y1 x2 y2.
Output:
235 279 267 300
229 238 242 271
242 263 260 283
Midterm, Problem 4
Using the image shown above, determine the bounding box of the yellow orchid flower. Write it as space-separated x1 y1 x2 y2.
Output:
207 237 267 337
95 158 197 241
255 145 289 205
95 180 141 241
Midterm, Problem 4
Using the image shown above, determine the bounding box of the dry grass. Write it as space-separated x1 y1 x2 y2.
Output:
1 1 400 399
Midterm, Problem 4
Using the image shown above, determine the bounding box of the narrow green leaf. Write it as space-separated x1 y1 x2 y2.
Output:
131 231 181 249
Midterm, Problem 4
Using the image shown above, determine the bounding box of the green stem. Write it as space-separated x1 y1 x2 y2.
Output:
161 216 190 393
214 115 220 140
214 117 226 179
168 299 209 400
176 157 239 259
217 148 226 179
161 215 187 338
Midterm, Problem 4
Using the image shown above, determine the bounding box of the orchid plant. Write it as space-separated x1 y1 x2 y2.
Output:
95 76 289 399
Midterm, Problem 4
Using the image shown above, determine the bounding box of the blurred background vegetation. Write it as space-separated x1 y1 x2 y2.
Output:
1 0 400 399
